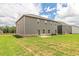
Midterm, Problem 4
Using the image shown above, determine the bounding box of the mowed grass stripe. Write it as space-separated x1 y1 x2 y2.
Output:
16 40 38 56
17 35 79 56
17 37 68 56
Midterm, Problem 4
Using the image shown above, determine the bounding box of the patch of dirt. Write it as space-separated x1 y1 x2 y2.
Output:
40 36 51 38
16 41 38 56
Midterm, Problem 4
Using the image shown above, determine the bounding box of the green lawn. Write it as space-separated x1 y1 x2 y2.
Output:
0 34 79 56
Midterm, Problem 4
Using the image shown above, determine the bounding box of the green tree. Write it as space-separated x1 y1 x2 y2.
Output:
0 26 16 33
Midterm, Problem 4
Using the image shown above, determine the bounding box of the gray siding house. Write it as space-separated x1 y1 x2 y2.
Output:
16 14 77 36
16 14 58 36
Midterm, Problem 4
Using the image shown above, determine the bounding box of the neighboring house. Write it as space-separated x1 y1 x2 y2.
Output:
16 14 73 36
71 25 79 34
0 29 3 34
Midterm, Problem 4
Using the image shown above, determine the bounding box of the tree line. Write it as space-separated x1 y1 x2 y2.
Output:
0 26 16 33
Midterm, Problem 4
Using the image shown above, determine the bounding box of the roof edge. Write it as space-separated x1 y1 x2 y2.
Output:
16 14 59 23
16 15 25 23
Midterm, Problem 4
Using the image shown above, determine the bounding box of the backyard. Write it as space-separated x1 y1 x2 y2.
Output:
0 34 79 56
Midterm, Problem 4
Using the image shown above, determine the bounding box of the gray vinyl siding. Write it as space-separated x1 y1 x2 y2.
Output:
24 16 57 36
24 16 38 35
16 16 25 36
62 25 72 34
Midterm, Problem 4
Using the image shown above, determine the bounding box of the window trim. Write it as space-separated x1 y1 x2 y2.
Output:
48 30 50 33
43 29 45 33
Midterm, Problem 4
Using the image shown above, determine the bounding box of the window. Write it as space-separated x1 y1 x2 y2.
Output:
45 21 47 24
43 29 45 33
37 19 40 24
48 30 50 33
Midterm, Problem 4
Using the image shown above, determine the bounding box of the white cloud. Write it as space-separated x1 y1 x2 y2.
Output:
57 3 69 18
45 7 53 12
56 0 79 26
40 15 48 18
0 3 40 26
0 17 15 26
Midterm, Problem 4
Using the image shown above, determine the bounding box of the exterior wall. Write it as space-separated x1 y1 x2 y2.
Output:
24 16 57 36
57 25 62 34
62 25 72 34
57 25 72 34
16 16 25 36
72 26 79 34
24 16 38 36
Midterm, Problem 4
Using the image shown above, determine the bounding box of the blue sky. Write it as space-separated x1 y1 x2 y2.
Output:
40 3 57 19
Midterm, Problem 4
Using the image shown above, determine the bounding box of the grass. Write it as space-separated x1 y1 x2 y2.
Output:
0 34 79 56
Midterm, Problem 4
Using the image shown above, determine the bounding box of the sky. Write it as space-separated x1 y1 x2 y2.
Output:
39 3 57 19
0 1 79 26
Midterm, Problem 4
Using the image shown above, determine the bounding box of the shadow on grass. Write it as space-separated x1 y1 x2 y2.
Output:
13 35 23 38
